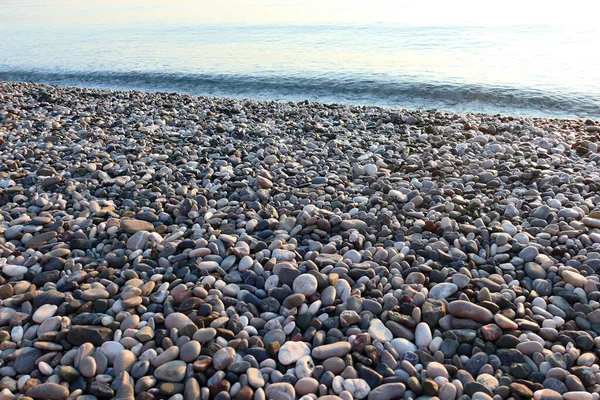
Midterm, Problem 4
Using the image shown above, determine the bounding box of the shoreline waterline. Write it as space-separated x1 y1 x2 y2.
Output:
0 79 595 122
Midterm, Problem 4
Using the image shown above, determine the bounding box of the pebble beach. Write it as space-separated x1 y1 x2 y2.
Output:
2 80 600 400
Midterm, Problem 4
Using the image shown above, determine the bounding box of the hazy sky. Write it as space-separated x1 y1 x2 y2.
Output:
4 0 599 26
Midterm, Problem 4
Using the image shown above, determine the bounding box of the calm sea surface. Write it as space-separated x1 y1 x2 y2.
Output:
1 0 599 118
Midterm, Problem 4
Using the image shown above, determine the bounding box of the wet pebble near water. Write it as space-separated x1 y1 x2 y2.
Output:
1 81 600 400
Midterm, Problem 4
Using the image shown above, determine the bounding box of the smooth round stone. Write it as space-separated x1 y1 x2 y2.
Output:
223 283 240 297
577 353 596 367
514 233 529 244
154 360 187 382
452 273 470 288
494 314 518 330
279 341 311 365
312 342 351 359
121 219 154 234
26 382 69 399
533 389 563 400
239 256 254 271
516 341 544 355
367 383 406 400
391 338 417 356
165 313 194 331
114 350 136 375
344 250 362 263
14 348 42 374
296 377 319 396
295 356 315 379
477 374 499 391
426 362 449 379
247 367 265 388
447 300 493 323
185 378 201 400
322 358 346 374
429 283 458 299
80 356 97 378
131 360 150 378
266 382 296 400
342 378 371 399
38 361 53 375
136 326 154 342
321 286 336 306
364 164 378 176
32 304 58 323
100 342 125 363
415 322 433 348
563 392 593 400
193 328 217 343
368 319 393 342
81 288 110 300
11 326 23 342
562 270 587 287
213 347 237 370
264 329 286 346
519 246 539 262
525 263 546 279
180 340 201 362
1 264 28 277
127 230 150 250
293 274 318 296
115 383 135 400
438 382 457 400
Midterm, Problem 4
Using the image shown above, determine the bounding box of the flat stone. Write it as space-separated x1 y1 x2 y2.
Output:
447 300 493 323
193 327 217 343
367 383 406 400
67 326 113 346
391 338 417 355
26 383 70 399
533 389 562 400
81 288 110 300
126 230 150 250
368 319 393 342
15 347 42 374
154 360 187 382
312 342 351 359
1 264 28 277
266 382 295 400
26 231 58 248
32 304 58 323
341 219 368 230
429 283 458 299
279 341 311 364
121 219 154 234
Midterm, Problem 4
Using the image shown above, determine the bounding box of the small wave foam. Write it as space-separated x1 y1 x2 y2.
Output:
0 69 597 119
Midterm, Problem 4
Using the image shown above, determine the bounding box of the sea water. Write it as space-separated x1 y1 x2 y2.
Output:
1 0 599 119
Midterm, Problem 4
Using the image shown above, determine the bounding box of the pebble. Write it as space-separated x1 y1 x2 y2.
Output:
279 341 311 365
415 322 432 348
0 82 599 400
368 319 393 342
293 274 318 296
154 360 187 382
